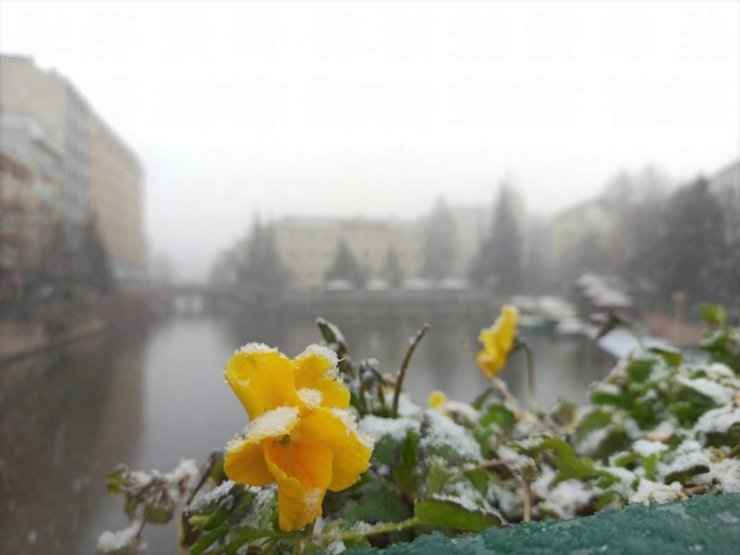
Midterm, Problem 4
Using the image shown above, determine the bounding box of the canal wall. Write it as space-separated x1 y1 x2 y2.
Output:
0 292 166 363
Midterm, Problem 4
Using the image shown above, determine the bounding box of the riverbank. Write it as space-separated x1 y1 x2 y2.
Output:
0 292 167 363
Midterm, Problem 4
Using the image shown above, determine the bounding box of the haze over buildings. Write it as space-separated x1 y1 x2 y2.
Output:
1 1 737 281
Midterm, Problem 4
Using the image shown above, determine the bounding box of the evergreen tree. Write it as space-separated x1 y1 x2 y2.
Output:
382 246 404 288
238 219 285 297
325 240 365 287
604 166 670 284
471 184 523 292
80 218 115 294
421 197 456 281
656 177 725 302
37 220 74 286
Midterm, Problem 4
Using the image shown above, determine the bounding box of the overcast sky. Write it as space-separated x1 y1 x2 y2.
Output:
2 1 738 280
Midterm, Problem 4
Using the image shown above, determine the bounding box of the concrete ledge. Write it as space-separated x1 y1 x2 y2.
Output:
350 494 740 554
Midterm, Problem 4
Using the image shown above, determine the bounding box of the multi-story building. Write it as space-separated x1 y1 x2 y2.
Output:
273 217 424 291
0 54 145 279
269 207 487 292
0 113 63 296
89 118 145 278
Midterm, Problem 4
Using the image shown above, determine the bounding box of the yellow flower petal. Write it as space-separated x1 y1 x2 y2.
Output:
225 344 300 419
477 305 518 378
294 345 350 410
224 438 272 486
298 407 372 491
476 350 505 378
264 439 333 532
224 406 300 486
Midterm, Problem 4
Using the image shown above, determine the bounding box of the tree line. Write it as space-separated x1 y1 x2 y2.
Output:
220 165 738 311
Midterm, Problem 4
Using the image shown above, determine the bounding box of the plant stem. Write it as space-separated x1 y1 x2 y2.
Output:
186 451 221 505
519 340 539 414
391 323 430 418
727 442 740 459
492 376 521 414
519 474 532 523
685 485 709 495
319 517 420 543
449 458 515 478
134 516 147 540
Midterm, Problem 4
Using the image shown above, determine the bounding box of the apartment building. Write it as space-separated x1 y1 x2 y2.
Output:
89 118 145 277
0 55 145 278
0 113 63 294
269 206 487 292
272 217 423 291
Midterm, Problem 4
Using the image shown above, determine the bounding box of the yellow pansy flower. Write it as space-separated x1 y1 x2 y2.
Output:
223 343 373 532
476 305 518 379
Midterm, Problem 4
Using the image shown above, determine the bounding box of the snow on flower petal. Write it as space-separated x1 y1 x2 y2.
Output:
294 345 350 409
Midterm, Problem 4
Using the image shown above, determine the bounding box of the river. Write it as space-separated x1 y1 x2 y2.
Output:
0 311 614 554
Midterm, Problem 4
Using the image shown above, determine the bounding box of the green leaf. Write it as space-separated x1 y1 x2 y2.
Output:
414 498 502 532
189 523 229 555
425 457 452 495
124 497 140 520
594 490 623 511
644 453 658 480
371 434 403 467
701 304 727 326
532 437 597 482
220 528 283 555
479 403 517 433
612 451 640 469
671 384 718 424
203 508 230 531
550 399 580 431
144 505 173 524
106 465 128 495
626 359 656 383
465 468 489 496
590 388 631 409
577 410 613 436
393 430 420 496
648 348 683 367
705 422 740 448
471 387 495 410
631 397 660 428
316 317 349 358
342 481 412 524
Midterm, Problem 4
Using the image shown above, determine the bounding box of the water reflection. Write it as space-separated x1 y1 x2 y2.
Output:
0 312 614 554
0 335 145 554
229 310 614 409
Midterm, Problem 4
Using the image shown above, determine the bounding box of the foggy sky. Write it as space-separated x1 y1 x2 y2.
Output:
1 1 738 281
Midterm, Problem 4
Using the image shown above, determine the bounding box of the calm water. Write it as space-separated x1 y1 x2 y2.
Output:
0 312 613 554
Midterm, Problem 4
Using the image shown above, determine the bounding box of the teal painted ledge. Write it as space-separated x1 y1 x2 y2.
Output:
349 494 740 555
